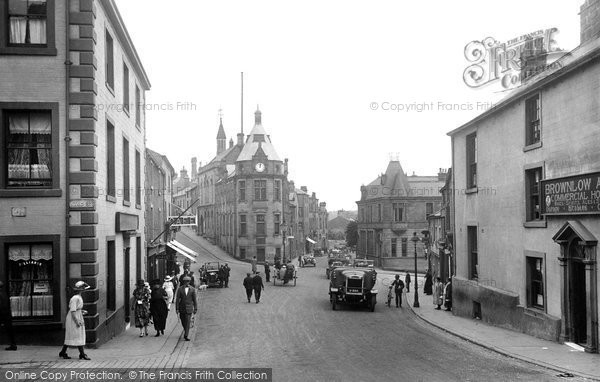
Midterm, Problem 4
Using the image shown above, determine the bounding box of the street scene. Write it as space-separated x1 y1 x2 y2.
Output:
1 0 600 381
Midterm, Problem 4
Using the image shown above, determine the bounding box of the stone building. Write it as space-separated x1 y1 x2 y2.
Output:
193 108 327 263
0 0 150 346
427 169 453 282
356 160 446 269
448 0 600 349
145 148 175 281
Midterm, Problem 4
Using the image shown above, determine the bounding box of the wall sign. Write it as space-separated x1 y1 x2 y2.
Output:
541 172 600 215
11 207 26 217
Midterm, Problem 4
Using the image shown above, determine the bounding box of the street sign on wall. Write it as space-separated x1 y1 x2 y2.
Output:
541 171 600 215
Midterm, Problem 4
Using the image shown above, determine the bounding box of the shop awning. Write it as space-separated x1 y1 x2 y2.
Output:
169 240 199 258
306 237 316 244
167 242 197 263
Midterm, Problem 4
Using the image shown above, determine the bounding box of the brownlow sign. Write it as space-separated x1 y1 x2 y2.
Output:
541 172 600 215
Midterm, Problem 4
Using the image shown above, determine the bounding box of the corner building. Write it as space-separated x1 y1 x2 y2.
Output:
0 0 150 346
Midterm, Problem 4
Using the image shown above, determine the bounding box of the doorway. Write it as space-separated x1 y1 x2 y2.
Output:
124 247 131 322
569 241 587 345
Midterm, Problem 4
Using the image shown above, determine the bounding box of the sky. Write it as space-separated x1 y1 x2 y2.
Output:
115 0 581 212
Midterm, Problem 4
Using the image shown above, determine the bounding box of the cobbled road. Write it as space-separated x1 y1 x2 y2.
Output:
177 231 582 382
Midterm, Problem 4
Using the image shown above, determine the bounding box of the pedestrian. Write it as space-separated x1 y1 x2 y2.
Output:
175 276 197 341
298 254 303 267
424 270 433 295
59 281 90 360
163 276 175 311
264 261 271 283
443 280 453 311
433 277 444 310
390 275 405 308
0 281 17 351
243 273 254 303
274 254 282 270
404 272 411 293
223 263 230 288
150 282 168 337
251 256 257 274
132 279 151 337
170 271 179 292
218 265 225 288
253 272 265 303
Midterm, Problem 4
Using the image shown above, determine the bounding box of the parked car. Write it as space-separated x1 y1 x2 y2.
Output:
201 262 222 288
302 255 317 267
329 267 378 312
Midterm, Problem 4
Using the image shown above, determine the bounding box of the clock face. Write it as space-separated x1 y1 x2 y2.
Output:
255 162 265 173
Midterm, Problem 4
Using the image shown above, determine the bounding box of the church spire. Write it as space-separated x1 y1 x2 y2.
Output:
216 110 226 154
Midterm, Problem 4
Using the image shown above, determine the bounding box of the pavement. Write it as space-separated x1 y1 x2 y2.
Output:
0 282 207 369
380 270 600 381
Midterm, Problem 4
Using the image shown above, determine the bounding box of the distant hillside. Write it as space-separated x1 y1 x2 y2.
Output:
328 210 357 222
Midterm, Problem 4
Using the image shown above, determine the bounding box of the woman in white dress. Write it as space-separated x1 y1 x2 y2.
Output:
59 281 90 360
162 276 174 311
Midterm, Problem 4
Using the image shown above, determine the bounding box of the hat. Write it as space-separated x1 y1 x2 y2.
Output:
136 279 145 287
164 276 172 281
182 276 191 282
74 281 90 290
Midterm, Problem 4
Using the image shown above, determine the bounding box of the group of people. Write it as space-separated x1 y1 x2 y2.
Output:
243 271 264 303
387 272 451 311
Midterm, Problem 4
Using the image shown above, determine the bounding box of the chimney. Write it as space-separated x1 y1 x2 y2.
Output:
312 192 316 198
301 186 308 192
237 132 244 146
255 107 262 125
581 0 600 45
180 167 188 180
284 158 289 176
229 138 234 148
438 168 448 182
191 157 197 179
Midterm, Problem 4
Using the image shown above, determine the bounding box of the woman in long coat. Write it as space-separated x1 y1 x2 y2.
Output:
59 281 90 360
132 279 151 337
433 277 444 310
149 282 168 336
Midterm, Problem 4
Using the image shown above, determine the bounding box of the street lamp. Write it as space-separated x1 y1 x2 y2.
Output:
411 232 420 308
281 221 288 263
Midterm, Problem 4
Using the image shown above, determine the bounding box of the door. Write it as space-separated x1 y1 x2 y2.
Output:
569 241 587 345
256 247 265 262
124 248 131 322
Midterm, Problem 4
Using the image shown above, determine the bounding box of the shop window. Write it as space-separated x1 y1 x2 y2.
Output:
7 243 54 318
526 256 544 309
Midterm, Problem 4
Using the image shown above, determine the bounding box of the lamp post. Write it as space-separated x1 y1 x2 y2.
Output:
411 232 420 308
281 221 288 263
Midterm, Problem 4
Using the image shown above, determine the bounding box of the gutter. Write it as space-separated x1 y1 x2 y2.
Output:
64 2 72 299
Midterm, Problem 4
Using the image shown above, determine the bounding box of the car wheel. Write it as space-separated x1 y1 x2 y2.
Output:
370 296 376 312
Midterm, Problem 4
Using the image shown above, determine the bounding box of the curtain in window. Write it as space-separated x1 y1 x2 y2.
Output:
9 17 27 44
28 18 46 44
8 112 52 181
8 244 53 317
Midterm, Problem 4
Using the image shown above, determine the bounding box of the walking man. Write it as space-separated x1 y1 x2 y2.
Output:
0 281 17 351
243 273 254 303
390 275 405 308
175 276 197 341
264 261 271 283
253 272 265 303
405 272 411 293
223 264 230 288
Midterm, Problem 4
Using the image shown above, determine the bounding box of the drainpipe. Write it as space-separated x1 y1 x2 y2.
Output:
64 3 72 301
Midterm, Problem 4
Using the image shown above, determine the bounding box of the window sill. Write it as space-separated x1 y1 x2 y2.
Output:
523 141 542 152
465 187 478 194
0 188 62 198
123 200 131 207
523 220 547 228
0 46 57 56
106 195 117 203
524 306 547 317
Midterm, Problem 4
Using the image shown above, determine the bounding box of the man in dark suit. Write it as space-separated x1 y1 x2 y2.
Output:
0 281 17 351
175 276 197 341
243 273 254 303
264 262 271 283
223 264 230 288
252 272 265 304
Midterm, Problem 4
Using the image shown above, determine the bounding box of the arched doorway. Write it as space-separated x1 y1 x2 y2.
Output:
553 220 598 353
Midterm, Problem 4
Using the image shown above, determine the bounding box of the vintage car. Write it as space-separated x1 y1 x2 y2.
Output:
201 261 223 288
273 263 297 286
329 267 378 312
326 258 350 279
302 255 317 267
313 248 324 257
353 259 374 269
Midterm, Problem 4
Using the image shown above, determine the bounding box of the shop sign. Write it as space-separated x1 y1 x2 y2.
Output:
541 172 600 215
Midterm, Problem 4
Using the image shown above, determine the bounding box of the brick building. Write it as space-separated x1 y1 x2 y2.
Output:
448 0 600 349
0 0 150 346
356 160 446 268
